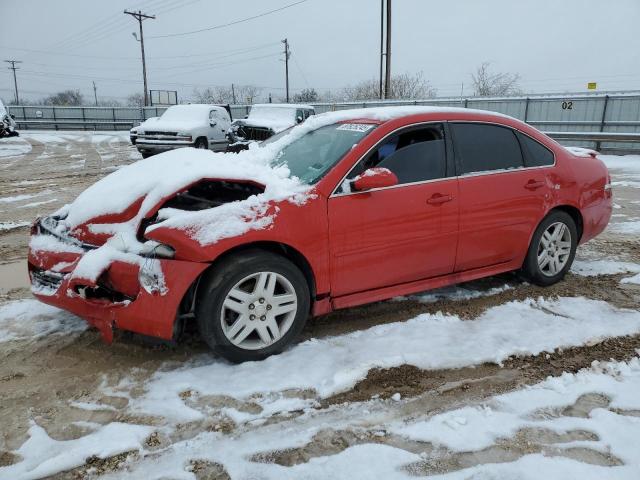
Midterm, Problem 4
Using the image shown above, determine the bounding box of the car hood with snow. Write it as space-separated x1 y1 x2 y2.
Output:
45 147 310 259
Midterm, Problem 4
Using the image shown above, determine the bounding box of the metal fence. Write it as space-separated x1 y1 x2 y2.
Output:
8 92 640 152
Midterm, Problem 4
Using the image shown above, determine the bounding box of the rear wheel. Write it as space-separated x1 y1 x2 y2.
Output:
196 250 310 362
521 210 577 286
194 137 208 150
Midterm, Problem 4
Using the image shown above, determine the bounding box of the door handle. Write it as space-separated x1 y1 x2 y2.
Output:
427 193 453 205
525 180 545 190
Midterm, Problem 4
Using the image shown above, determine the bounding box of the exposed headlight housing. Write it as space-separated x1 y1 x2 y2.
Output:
139 240 175 259
138 260 167 295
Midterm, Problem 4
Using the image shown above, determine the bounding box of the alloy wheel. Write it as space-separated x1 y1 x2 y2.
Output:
220 271 298 350
537 221 572 277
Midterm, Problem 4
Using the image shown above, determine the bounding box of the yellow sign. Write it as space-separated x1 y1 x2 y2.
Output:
588 82 597 90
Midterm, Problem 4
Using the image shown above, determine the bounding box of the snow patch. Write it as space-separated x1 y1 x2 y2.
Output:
0 422 152 480
0 299 85 343
115 296 640 423
0 221 30 231
0 138 32 158
621 273 640 285
571 259 640 277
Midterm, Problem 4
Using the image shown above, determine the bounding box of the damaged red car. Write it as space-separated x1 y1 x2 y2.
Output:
28 107 612 362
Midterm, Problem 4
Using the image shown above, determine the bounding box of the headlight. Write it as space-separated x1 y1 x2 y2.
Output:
140 240 175 259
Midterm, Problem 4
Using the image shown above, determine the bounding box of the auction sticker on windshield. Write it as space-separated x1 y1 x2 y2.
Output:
336 123 375 132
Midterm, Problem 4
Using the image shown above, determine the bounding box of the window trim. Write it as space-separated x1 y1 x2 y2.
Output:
330 120 557 198
331 121 453 197
516 130 555 169
449 121 556 178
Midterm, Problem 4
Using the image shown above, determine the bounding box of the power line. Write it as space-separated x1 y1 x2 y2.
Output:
124 9 155 106
4 60 22 104
149 0 310 39
292 54 310 89
49 0 179 52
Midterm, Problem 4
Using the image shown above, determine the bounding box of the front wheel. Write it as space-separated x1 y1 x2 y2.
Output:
196 250 310 362
521 210 577 286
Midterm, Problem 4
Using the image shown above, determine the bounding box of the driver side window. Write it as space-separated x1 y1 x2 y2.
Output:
345 124 447 186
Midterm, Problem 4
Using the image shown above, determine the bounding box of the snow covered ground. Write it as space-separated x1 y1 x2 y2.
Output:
1 137 640 478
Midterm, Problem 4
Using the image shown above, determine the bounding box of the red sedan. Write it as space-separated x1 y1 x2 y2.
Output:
28 107 612 362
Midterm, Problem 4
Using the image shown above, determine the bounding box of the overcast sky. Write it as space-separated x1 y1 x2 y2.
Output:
1 0 639 104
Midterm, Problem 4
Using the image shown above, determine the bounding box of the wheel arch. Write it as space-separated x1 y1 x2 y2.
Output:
549 204 584 242
194 136 208 148
179 241 317 319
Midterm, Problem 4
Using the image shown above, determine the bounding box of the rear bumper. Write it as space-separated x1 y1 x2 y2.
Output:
28 238 208 341
580 197 613 244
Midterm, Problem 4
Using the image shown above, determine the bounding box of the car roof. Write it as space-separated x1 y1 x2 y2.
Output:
308 106 512 126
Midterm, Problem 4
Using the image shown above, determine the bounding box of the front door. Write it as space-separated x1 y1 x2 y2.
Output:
328 123 459 297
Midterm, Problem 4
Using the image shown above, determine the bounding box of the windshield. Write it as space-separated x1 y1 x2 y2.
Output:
160 105 206 122
270 123 376 184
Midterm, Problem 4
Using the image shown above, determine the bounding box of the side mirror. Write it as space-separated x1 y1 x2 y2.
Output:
296 116 303 124
352 168 399 192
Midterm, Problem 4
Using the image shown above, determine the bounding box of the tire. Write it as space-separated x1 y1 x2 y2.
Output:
194 137 208 150
521 210 577 286
196 249 310 363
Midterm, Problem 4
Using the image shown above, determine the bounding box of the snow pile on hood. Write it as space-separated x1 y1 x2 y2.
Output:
238 104 305 133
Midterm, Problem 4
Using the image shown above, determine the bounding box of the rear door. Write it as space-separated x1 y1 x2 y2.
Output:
450 122 551 272
327 123 459 297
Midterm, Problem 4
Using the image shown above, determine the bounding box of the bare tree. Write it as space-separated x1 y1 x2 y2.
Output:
192 85 262 104
340 72 436 101
126 92 145 107
293 88 319 103
43 90 84 106
236 85 262 104
472 62 522 97
97 99 122 107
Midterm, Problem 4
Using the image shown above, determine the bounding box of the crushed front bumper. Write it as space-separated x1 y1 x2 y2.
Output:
28 220 208 342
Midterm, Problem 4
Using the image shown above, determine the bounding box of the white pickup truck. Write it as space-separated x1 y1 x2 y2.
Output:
227 103 315 151
133 104 231 158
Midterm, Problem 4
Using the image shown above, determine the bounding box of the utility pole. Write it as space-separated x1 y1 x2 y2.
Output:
384 0 392 99
379 0 384 99
4 60 22 105
231 83 236 104
282 38 290 103
93 81 98 106
124 10 155 107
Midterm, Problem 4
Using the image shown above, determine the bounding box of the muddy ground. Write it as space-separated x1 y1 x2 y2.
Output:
1 133 640 478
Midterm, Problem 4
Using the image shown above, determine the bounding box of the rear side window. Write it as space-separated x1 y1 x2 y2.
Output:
451 123 524 174
517 132 554 167
347 124 447 185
